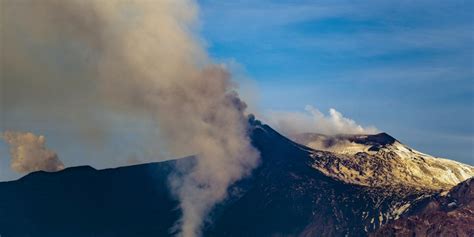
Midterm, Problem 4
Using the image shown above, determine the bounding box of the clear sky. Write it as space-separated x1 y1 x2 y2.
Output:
198 0 474 164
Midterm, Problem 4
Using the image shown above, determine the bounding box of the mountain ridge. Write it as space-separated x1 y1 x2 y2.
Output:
0 122 472 236
293 132 474 190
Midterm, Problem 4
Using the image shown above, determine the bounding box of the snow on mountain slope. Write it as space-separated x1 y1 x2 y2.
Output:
293 133 474 190
373 178 474 236
0 122 469 236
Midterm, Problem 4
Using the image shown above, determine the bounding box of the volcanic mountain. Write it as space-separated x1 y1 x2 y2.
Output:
0 120 472 237
293 132 473 190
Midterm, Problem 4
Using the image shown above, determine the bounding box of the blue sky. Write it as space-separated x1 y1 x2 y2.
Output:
198 0 474 164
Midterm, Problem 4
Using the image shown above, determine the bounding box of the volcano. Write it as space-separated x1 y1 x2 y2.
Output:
0 120 472 237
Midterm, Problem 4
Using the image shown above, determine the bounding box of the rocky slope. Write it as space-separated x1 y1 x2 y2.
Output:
372 178 474 236
0 122 471 236
293 133 474 190
206 123 436 236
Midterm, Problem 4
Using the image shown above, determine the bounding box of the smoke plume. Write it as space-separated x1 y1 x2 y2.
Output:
266 105 378 136
2 0 259 236
2 131 64 173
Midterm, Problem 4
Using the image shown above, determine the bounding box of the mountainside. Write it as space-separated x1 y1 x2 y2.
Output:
0 122 472 237
0 159 184 237
293 133 474 190
205 123 436 236
373 178 474 236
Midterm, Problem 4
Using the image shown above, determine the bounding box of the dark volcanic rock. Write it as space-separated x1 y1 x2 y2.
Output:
205 124 430 237
0 122 467 237
293 132 397 149
372 178 474 237
0 160 187 237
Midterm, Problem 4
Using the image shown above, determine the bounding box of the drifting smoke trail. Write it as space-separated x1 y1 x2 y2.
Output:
2 0 259 236
266 105 378 136
2 131 64 173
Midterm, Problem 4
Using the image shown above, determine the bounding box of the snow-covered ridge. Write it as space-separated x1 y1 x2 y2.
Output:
293 133 474 190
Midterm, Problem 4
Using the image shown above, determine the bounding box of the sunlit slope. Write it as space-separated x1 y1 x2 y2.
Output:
294 133 474 190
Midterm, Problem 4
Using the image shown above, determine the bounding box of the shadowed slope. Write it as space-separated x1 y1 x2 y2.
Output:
0 122 470 237
373 178 474 236
0 159 191 237
205 123 433 236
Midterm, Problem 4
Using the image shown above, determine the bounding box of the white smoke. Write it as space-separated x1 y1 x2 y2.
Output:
2 131 64 173
265 105 378 136
1 1 259 236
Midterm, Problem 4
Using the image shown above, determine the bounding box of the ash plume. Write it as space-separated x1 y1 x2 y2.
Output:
2 0 259 236
2 131 64 173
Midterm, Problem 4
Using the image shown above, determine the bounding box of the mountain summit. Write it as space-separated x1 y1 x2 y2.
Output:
293 132 474 190
0 122 472 236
